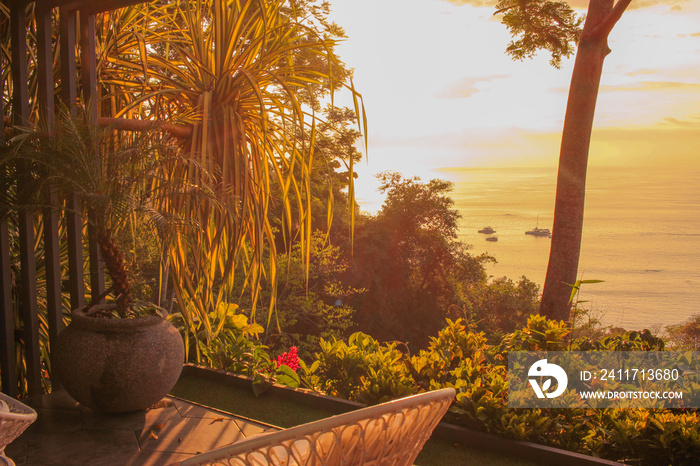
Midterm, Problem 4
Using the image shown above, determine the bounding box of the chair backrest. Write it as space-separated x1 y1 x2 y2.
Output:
182 387 455 466
0 392 38 456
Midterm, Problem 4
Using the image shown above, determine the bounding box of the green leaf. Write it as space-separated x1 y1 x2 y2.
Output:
275 365 301 388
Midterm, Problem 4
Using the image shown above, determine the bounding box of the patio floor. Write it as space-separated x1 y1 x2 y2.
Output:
4 390 278 465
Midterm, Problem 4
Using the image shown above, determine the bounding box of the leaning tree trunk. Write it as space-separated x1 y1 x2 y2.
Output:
540 0 632 321
96 229 132 317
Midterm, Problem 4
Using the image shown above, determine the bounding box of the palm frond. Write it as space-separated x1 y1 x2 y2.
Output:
93 0 366 351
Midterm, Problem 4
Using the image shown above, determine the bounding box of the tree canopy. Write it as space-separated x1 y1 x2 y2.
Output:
342 173 538 347
495 0 583 68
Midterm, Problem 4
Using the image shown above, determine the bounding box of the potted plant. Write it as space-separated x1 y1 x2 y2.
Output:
1 107 210 412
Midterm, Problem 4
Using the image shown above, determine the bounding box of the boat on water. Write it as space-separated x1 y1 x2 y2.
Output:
525 216 551 237
525 227 551 238
478 226 496 234
485 235 498 242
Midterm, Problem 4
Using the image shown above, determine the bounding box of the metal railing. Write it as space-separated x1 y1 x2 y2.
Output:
1 0 152 398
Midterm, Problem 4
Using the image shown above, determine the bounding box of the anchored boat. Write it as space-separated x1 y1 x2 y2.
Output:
525 227 551 237
525 217 551 238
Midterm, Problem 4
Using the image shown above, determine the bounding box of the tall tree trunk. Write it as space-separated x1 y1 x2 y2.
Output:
540 0 632 321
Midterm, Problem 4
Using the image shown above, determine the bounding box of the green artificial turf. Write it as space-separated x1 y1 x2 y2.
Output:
171 375 333 428
171 375 539 466
415 437 540 466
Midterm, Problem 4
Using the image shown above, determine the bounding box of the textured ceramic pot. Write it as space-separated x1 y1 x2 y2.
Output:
54 305 185 413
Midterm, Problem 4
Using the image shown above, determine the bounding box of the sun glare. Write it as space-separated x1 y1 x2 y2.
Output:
329 0 700 180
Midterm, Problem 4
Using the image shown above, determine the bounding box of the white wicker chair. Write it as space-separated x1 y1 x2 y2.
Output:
182 387 455 466
0 392 37 466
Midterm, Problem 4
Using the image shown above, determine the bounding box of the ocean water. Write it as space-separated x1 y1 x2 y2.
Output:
449 165 700 331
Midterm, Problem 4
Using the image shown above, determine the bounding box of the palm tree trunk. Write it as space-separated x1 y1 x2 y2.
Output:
96 229 132 317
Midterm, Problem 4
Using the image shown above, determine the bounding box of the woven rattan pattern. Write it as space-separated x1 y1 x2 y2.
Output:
183 388 455 466
0 392 38 463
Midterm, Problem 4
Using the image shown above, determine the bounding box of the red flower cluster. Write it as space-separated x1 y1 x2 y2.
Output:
275 346 300 372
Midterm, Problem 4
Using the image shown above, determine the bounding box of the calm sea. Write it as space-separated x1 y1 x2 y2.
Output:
448 165 700 331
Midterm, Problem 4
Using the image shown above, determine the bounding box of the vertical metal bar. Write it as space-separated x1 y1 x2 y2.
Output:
66 196 85 307
59 7 78 111
0 0 15 397
80 12 105 304
37 5 55 131
10 0 29 124
10 0 42 397
38 4 63 390
79 12 97 122
59 7 85 310
0 0 14 397
0 223 16 397
0 44 3 136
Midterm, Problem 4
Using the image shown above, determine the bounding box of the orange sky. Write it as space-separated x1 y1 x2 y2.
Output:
327 0 700 210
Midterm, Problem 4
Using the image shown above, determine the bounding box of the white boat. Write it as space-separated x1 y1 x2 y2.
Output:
525 217 551 237
525 227 551 237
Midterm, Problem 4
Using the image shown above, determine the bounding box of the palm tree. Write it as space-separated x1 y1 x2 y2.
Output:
1 106 215 318
97 0 365 355
1 0 364 360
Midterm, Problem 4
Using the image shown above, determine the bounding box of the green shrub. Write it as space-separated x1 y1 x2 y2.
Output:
665 314 700 350
308 332 416 404
172 304 301 391
409 319 492 386
189 301 696 447
574 329 665 351
497 314 570 352
297 315 700 464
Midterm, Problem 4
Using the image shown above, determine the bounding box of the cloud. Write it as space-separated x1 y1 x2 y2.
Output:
438 0 495 7
626 68 661 77
435 75 509 99
439 0 690 12
661 115 700 127
599 81 700 93
437 0 590 10
431 121 700 169
623 0 690 10
586 123 700 167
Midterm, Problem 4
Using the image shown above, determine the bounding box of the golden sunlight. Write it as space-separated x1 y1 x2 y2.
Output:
329 0 700 331
330 0 700 174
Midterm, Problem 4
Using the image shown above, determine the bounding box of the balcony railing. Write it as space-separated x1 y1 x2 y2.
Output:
1 0 156 398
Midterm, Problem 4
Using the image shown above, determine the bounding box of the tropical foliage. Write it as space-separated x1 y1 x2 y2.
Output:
345 173 539 346
4 4 698 465
299 317 700 465
1 106 216 317
1 0 364 388
235 231 361 359
665 314 700 350
494 0 582 68
95 0 365 354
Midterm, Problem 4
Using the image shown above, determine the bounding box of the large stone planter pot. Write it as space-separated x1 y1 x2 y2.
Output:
54 306 185 413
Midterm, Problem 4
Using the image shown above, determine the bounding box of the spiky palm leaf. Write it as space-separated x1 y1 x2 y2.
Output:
97 0 365 355
1 105 218 317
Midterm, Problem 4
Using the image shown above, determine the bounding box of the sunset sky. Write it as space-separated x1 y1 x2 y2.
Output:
327 0 700 210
